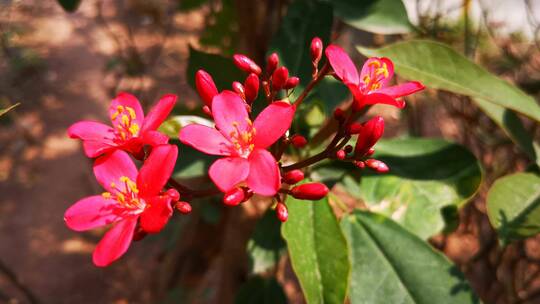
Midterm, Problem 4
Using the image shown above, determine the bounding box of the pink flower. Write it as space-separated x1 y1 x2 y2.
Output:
64 145 178 266
68 93 176 158
325 45 424 110
179 91 295 196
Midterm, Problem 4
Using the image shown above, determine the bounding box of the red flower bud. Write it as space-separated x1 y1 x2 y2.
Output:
354 116 384 157
333 108 345 121
223 187 247 206
266 52 279 75
233 54 262 75
166 188 180 202
244 73 259 104
195 70 218 107
310 37 323 64
345 145 353 153
354 160 365 169
290 134 307 148
283 169 305 184
336 149 346 160
276 202 288 222
203 105 212 117
272 66 289 90
232 81 246 100
365 159 389 173
291 182 329 200
347 122 362 135
176 201 192 214
284 77 300 90
366 148 375 156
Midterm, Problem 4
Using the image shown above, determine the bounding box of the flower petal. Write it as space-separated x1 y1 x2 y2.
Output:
253 101 295 149
247 149 280 196
325 45 359 85
364 93 406 108
139 196 173 233
211 91 250 139
375 81 425 98
179 124 232 156
209 157 250 192
137 145 178 197
360 57 394 88
109 93 144 129
93 150 138 193
64 196 123 231
68 121 117 157
92 217 137 267
140 130 169 146
141 94 177 133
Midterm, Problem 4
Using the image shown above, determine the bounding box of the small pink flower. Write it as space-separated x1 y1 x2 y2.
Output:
68 93 176 158
64 145 178 266
325 45 424 110
179 91 295 196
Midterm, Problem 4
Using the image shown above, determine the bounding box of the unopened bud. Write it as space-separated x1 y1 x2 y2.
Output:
333 108 345 121
365 159 389 173
366 148 375 156
290 134 307 148
272 66 289 90
354 160 365 169
195 70 218 107
347 122 362 135
355 116 384 157
284 77 300 90
276 202 288 222
310 37 323 65
344 145 353 153
283 169 305 184
233 54 262 75
244 73 259 104
266 52 279 75
223 187 251 206
336 150 346 160
203 105 212 117
176 201 192 214
166 188 180 202
291 182 329 200
232 81 246 100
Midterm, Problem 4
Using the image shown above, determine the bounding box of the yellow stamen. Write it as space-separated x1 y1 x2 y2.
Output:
126 106 136 120
102 192 111 199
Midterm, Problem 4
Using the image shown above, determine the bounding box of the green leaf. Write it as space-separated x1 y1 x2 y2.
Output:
234 276 287 304
0 103 19 117
358 138 482 239
475 98 540 168
281 191 349 304
357 40 540 122
159 115 213 138
247 209 286 274
186 47 244 92
341 210 479 304
486 172 540 243
268 0 333 101
57 0 82 12
331 0 413 34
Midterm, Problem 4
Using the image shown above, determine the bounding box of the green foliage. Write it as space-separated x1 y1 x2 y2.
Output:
199 0 239 55
331 0 413 34
355 138 483 239
235 276 287 304
186 47 244 93
247 209 286 274
281 191 349 304
357 40 540 122
486 172 540 244
159 115 213 139
57 0 82 12
341 210 479 304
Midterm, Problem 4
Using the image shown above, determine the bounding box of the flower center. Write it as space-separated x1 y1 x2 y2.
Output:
111 105 140 141
102 176 145 211
362 60 389 92
228 119 256 158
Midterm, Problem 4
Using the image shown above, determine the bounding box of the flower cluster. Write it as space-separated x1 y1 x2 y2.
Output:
65 37 424 266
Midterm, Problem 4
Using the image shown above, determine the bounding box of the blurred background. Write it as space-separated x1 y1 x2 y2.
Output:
0 0 539 303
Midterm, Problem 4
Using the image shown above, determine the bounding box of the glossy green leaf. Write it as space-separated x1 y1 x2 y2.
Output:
475 98 540 168
159 115 213 139
0 103 19 117
247 209 286 274
281 192 349 304
341 210 479 304
268 0 333 101
331 0 413 34
357 40 540 122
57 0 82 12
186 47 244 92
358 138 482 239
235 276 287 304
486 172 540 243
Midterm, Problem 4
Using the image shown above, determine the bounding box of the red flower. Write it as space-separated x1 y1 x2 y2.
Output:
68 93 176 158
325 45 424 110
64 145 178 266
179 91 295 196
